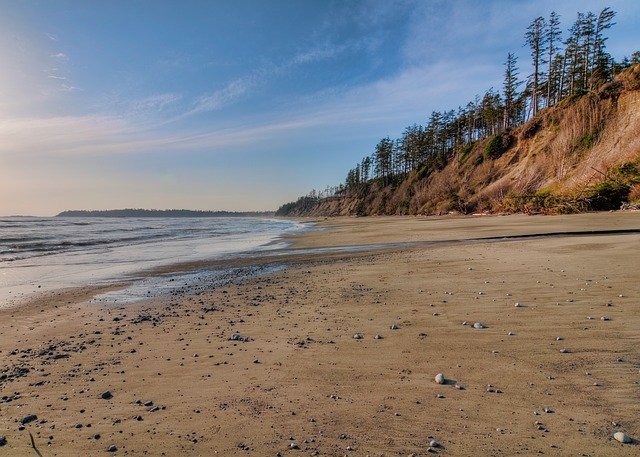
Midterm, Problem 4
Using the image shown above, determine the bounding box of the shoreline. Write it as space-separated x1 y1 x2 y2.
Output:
1 212 639 455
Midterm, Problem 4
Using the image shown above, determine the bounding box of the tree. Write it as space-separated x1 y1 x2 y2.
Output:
564 15 583 96
545 12 561 106
525 16 547 116
503 52 521 129
591 7 616 88
373 137 394 185
580 11 596 89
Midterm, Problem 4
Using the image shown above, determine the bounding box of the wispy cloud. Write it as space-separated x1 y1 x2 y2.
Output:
180 77 254 118
131 93 182 112
0 111 322 158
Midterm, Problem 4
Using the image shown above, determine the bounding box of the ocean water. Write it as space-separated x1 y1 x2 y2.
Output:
0 217 303 307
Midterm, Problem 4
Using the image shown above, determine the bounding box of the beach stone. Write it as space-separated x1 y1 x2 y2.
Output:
374 334 383 339
100 391 113 400
390 323 400 330
601 316 610 321
352 333 363 340
289 442 300 449
20 414 38 425
514 302 523 307
430 439 441 448
560 348 570 353
230 333 242 341
107 444 118 452
435 373 446 384
0 436 6 446
613 431 632 443
473 322 485 329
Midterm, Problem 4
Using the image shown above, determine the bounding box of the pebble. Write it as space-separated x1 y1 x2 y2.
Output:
559 348 570 353
544 407 554 414
20 414 38 425
435 373 446 384
289 442 300 449
601 316 610 321
473 322 485 329
430 439 441 448
353 333 363 340
107 444 118 452
514 302 523 307
613 431 632 443
507 332 514 336
374 334 383 339
0 436 6 446
390 323 400 330
100 391 113 400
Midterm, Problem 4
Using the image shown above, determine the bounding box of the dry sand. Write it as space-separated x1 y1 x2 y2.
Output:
1 213 639 456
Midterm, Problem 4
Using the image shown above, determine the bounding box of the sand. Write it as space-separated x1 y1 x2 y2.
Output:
1 213 639 456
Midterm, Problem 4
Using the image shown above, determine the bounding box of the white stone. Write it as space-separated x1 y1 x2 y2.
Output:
613 431 632 444
435 373 446 384
473 322 485 329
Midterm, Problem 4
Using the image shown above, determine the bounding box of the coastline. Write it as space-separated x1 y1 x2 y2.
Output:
1 212 639 455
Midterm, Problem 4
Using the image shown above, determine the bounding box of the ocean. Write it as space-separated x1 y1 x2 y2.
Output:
0 217 304 307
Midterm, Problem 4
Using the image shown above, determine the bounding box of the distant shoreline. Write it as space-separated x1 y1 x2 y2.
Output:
56 209 276 218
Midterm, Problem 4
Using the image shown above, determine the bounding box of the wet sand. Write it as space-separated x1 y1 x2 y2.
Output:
1 213 639 456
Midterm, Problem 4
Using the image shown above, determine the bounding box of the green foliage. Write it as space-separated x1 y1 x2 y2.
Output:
458 141 476 165
275 196 319 216
484 133 514 159
576 132 597 151
584 180 631 210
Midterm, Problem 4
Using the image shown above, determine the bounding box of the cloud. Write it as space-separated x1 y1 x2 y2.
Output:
131 93 182 112
0 110 322 158
187 78 253 116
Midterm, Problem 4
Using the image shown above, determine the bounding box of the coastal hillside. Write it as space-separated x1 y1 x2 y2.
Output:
278 64 640 216
276 8 640 217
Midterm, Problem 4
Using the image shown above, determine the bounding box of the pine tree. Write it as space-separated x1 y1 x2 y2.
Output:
503 52 521 129
580 12 596 90
591 7 616 88
545 12 561 106
525 16 547 116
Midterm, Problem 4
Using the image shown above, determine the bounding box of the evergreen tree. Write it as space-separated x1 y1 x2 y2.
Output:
545 12 561 106
525 16 547 116
591 7 616 88
503 52 521 129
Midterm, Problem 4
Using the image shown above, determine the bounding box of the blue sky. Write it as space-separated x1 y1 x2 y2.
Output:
1 0 638 215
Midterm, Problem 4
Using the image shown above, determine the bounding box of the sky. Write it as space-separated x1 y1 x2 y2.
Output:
1 0 639 215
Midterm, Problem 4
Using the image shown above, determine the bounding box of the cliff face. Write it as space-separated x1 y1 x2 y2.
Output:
279 65 640 217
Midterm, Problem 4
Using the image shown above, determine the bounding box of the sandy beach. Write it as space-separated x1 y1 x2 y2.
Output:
1 213 639 456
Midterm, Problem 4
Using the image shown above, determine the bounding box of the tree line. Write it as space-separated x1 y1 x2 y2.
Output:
304 7 638 200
